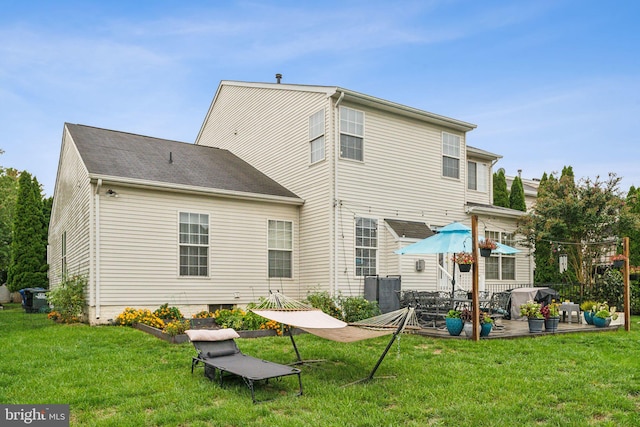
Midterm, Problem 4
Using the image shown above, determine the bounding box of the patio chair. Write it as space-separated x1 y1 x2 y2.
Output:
186 329 302 403
488 291 512 327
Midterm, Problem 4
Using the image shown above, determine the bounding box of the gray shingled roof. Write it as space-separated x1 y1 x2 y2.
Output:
385 219 435 239
66 123 300 200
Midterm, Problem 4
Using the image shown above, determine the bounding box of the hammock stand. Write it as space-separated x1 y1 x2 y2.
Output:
251 292 419 384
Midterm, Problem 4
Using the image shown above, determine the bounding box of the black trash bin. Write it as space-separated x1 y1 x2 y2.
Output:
19 288 48 313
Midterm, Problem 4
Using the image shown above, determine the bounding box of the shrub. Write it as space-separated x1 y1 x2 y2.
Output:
192 310 215 319
214 308 247 330
115 307 164 329
339 296 380 322
154 303 183 321
46 274 86 323
305 291 343 320
163 319 191 336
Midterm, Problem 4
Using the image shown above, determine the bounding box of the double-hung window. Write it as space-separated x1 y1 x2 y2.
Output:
442 132 460 178
355 217 377 276
340 106 364 161
484 231 516 281
268 220 292 278
468 161 488 192
309 109 325 163
179 212 209 277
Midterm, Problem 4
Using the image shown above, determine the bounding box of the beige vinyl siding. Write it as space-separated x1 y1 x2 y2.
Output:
198 85 334 291
94 185 300 318
48 128 92 288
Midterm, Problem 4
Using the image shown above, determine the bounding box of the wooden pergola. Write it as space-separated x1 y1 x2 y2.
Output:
468 215 632 341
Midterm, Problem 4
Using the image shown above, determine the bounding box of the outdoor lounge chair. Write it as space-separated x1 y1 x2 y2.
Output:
186 329 302 403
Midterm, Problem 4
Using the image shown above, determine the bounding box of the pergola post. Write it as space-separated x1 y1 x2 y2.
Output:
623 237 631 332
471 215 480 341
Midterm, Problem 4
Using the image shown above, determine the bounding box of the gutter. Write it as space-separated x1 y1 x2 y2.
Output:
95 179 102 319
333 90 344 297
87 175 304 206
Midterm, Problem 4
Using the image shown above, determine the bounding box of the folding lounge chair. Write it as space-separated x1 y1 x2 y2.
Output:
186 329 302 403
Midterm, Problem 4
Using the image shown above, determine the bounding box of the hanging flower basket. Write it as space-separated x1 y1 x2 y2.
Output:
480 248 492 258
478 238 497 258
458 263 472 273
611 254 626 269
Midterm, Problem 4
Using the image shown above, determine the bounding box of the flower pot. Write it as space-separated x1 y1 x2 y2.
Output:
544 317 560 332
593 316 611 328
613 260 624 269
445 318 464 336
458 264 472 273
480 248 492 258
527 318 544 333
583 311 594 325
480 322 492 337
463 322 473 337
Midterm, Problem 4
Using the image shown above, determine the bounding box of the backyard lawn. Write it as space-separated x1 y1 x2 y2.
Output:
1 304 639 426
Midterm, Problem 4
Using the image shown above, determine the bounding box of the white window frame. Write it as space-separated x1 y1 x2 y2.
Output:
468 160 488 192
355 217 377 277
484 231 516 281
442 132 460 179
179 212 209 277
309 109 325 163
339 106 364 161
268 220 293 278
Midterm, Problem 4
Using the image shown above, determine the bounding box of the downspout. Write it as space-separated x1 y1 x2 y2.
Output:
95 179 102 319
333 90 344 297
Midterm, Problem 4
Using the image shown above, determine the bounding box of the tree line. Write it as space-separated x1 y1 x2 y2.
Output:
0 153 50 293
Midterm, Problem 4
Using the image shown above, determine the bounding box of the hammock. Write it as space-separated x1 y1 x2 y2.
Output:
250 292 420 383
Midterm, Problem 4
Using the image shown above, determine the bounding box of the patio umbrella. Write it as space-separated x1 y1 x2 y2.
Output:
394 222 519 255
394 221 520 293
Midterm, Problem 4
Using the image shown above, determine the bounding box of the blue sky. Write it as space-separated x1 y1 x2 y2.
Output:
1 0 638 196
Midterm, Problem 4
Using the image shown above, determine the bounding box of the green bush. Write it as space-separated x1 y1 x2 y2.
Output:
339 295 381 323
46 274 86 323
153 303 183 321
305 291 343 320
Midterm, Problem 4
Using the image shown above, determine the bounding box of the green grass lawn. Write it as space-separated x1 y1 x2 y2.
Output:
1 304 639 427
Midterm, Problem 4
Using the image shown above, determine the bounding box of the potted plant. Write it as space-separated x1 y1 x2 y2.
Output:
520 300 544 333
460 308 473 337
445 309 464 336
611 254 627 269
453 252 475 272
592 301 618 327
480 312 493 337
580 300 596 324
541 301 560 332
479 238 498 257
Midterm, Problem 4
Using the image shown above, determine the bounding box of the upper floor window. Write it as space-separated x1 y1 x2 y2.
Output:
179 212 209 277
340 106 364 161
355 217 377 276
484 231 516 281
442 132 460 178
268 220 292 278
468 161 488 192
309 109 325 163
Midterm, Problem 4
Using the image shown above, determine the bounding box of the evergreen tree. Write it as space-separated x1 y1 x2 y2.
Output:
0 167 19 283
509 176 527 211
493 168 509 207
7 172 48 292
620 186 640 267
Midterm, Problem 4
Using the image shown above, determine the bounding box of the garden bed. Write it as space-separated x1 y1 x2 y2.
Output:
133 322 281 344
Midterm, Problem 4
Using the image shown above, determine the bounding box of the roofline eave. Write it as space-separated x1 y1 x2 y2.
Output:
88 175 305 206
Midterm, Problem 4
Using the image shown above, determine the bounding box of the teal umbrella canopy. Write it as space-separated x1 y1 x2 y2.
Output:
394 222 519 255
